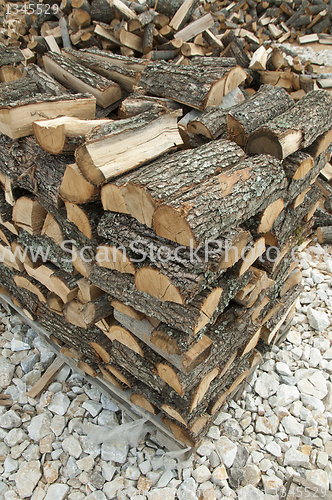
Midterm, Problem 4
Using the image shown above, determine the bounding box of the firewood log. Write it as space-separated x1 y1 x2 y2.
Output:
118 94 180 118
81 294 114 326
246 90 332 159
317 226 332 244
89 264 253 337
227 84 294 147
63 47 147 91
23 63 69 95
33 116 112 155
75 109 183 185
100 138 245 228
137 58 246 110
43 52 122 108
314 207 332 228
12 197 47 235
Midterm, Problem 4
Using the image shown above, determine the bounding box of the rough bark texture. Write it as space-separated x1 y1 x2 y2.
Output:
317 226 332 244
89 265 253 338
282 151 313 179
287 150 326 201
24 64 70 96
137 59 238 110
17 229 74 274
63 48 143 92
153 155 287 247
97 212 251 274
0 264 40 316
0 135 69 212
247 90 332 157
314 207 332 229
0 78 40 103
0 46 24 67
118 94 181 118
103 138 245 228
188 106 228 140
227 84 294 146
91 0 114 23
82 294 114 325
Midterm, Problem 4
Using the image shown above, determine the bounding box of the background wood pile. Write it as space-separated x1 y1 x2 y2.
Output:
0 1 332 446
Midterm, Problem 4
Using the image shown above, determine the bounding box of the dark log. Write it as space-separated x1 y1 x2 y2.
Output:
81 294 114 326
0 78 39 102
89 265 253 337
246 90 332 159
314 207 332 228
0 46 24 67
0 264 40 316
143 23 155 55
227 84 293 147
187 106 228 140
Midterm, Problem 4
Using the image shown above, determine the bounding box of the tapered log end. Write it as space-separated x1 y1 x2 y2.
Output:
130 394 157 415
153 205 197 247
194 287 223 335
226 114 246 147
135 267 184 304
33 121 66 155
224 67 247 97
96 245 136 275
75 144 105 186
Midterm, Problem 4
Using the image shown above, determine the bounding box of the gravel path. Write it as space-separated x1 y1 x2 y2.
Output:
1 242 332 500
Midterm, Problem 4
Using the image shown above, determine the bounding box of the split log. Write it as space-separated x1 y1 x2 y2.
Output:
75 109 183 185
47 293 65 314
65 201 104 240
97 212 251 274
0 46 24 68
50 269 80 303
63 47 146 92
12 197 47 235
23 63 70 95
0 135 68 211
0 264 39 316
33 116 112 155
246 90 332 159
113 308 213 374
0 77 39 102
43 52 122 108
152 155 287 247
314 207 332 229
81 294 114 326
317 226 332 244
90 264 253 337
118 94 180 118
14 275 49 303
287 150 326 202
187 106 228 140
227 84 293 147
100 138 246 229
77 278 104 303
0 90 96 139
169 0 200 31
63 299 86 328
137 59 246 110
282 151 314 180
59 164 100 204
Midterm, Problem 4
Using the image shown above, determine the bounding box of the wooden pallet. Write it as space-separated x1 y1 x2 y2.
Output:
0 292 192 454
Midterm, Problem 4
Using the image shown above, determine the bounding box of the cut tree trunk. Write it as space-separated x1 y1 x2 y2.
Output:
33 116 112 155
90 265 253 337
282 151 314 180
81 294 114 326
187 106 228 140
12 197 47 235
75 109 183 185
65 201 104 240
246 90 332 159
314 207 332 228
317 226 332 244
227 84 294 147
43 52 122 108
100 138 245 228
23 63 70 95
137 59 246 110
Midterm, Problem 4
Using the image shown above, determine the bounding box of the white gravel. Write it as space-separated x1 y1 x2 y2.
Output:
1 242 332 499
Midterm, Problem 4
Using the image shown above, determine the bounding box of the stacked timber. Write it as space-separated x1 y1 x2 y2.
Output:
0 41 331 446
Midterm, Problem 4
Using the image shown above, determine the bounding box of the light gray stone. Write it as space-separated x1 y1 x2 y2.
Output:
0 358 15 389
103 477 124 499
27 413 51 441
307 307 330 332
281 416 304 436
237 484 264 500
216 437 237 468
241 465 261 487
262 475 283 495
0 410 21 429
298 370 327 400
62 436 82 459
102 462 116 482
254 373 279 399
147 487 175 500
284 448 309 467
44 483 69 500
177 478 197 500
265 441 282 458
255 415 279 435
48 393 70 416
21 352 39 374
82 400 103 417
192 465 211 483
15 460 41 498
306 470 329 489
276 385 300 406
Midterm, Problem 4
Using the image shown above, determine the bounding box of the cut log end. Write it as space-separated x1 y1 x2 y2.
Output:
194 287 223 335
246 129 303 159
153 205 196 247
130 394 157 415
135 267 184 304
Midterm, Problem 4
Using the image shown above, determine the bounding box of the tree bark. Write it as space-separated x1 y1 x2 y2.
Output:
118 94 181 118
137 59 246 110
0 135 69 211
24 63 71 95
63 47 144 92
81 294 114 326
89 265 253 337
0 264 40 316
0 46 24 67
287 150 326 201
246 90 332 159
91 0 114 23
314 207 332 229
0 78 40 102
227 84 293 147
317 226 332 244
187 106 228 140
43 52 122 108
152 155 287 247
100 138 245 229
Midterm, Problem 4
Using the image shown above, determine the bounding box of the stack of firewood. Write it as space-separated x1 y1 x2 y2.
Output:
0 35 332 445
